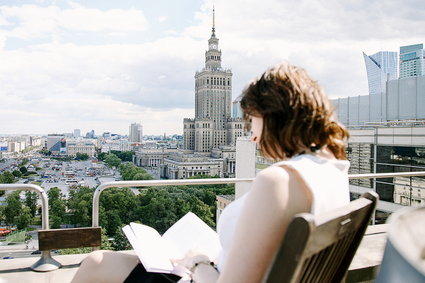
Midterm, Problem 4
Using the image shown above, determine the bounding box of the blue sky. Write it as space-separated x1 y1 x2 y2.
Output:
1 0 424 135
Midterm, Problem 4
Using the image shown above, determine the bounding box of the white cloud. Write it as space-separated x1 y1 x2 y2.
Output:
0 3 148 40
1 0 424 135
188 0 425 99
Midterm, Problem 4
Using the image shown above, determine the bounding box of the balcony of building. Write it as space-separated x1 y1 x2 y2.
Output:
1 139 424 282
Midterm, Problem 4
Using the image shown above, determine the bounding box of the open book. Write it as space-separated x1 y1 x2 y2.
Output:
122 212 221 276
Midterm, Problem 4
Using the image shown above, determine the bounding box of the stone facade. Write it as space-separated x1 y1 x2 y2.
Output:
183 12 243 153
135 10 245 179
160 152 224 179
133 148 179 168
66 142 96 157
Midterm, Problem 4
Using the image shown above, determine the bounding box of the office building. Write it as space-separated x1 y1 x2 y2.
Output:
129 123 143 143
46 134 66 155
232 96 243 119
363 51 397 96
399 43 425 79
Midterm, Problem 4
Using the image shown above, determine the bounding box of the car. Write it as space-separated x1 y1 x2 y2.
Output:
2 256 14 259
31 250 41 255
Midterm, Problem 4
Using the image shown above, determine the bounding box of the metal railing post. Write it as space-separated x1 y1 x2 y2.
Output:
0 184 61 272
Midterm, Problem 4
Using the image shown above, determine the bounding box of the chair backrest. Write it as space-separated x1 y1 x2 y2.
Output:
262 191 378 283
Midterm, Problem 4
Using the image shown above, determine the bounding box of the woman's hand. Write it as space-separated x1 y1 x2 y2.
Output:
172 249 211 271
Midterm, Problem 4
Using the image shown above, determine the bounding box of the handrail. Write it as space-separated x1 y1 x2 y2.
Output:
92 178 253 227
91 171 425 228
0 184 61 271
0 184 49 230
348 171 425 179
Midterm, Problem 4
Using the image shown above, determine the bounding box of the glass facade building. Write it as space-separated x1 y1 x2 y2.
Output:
346 126 425 223
363 51 398 96
399 43 425 79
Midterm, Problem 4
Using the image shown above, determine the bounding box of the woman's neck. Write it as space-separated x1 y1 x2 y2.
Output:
302 147 336 160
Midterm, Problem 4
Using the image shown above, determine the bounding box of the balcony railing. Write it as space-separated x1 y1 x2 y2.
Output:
1 171 425 274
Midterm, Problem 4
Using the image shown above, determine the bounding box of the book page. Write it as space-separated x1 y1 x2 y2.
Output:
162 212 221 261
123 223 174 273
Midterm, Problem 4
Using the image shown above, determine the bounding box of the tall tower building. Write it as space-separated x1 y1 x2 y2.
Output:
363 51 398 95
129 122 143 143
184 8 242 153
399 43 425 79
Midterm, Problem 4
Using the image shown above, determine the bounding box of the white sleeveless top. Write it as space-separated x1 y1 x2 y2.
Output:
216 154 350 271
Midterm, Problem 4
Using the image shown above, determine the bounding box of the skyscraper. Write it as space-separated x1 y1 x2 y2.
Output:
135 9 243 179
399 43 425 79
363 51 397 95
129 122 143 143
183 8 243 152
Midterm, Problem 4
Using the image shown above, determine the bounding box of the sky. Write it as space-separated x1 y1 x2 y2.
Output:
0 0 424 136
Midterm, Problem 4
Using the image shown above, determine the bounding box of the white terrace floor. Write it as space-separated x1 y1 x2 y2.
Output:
0 225 388 283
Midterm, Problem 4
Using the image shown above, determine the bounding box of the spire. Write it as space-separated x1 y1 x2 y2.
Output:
212 6 215 37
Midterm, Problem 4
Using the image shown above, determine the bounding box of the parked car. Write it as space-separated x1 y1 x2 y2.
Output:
0 228 11 236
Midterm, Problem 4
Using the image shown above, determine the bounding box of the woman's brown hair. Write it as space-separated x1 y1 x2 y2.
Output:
240 63 349 160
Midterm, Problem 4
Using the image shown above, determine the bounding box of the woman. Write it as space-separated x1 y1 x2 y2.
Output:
72 62 350 283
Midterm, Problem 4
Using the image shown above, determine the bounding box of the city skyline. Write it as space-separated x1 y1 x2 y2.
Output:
0 0 424 135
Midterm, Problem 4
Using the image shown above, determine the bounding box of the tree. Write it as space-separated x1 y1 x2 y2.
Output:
132 172 152 181
19 166 28 175
136 188 179 234
75 152 89 161
47 187 66 228
4 191 22 227
111 225 131 251
111 151 134 162
25 191 38 217
16 206 32 230
67 186 94 227
0 206 4 223
99 188 138 235
12 170 22 178
104 153 121 168
0 172 16 196
103 210 122 236
97 152 107 161
1 171 15 184
119 162 152 181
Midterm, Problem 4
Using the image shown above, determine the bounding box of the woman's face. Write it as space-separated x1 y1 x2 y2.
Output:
250 116 263 144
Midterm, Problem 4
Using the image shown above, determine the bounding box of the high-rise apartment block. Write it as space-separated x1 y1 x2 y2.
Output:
183 9 243 153
129 122 143 143
363 51 398 95
399 43 425 79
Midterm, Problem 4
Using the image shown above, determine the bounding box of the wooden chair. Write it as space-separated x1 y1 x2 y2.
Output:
262 191 378 283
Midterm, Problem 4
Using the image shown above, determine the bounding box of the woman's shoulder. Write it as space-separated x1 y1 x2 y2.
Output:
251 165 292 194
257 164 290 181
